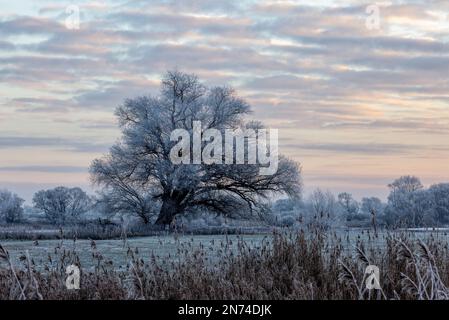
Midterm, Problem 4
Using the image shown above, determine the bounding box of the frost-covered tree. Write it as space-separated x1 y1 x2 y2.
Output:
272 198 303 216
360 197 384 216
0 189 24 223
428 183 449 225
337 192 359 216
279 215 296 227
91 70 302 225
410 189 435 226
307 189 339 229
33 187 92 224
388 175 423 196
385 176 434 227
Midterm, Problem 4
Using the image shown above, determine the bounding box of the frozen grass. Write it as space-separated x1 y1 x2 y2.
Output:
2 229 448 269
1 234 268 270
0 221 161 240
1 228 449 300
0 221 272 240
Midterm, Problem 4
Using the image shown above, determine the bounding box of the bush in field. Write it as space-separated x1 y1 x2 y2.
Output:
384 176 449 227
32 187 92 225
279 215 296 227
273 198 296 212
305 189 339 229
385 176 425 227
360 197 384 216
342 197 384 227
428 183 449 225
0 189 24 223
338 192 359 216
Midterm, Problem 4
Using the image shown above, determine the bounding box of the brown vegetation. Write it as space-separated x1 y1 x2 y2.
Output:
1 228 448 300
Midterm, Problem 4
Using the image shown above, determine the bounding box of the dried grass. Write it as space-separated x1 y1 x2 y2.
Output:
1 228 449 300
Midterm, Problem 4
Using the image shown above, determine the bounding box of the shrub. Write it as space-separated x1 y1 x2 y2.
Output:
280 215 296 227
0 189 24 223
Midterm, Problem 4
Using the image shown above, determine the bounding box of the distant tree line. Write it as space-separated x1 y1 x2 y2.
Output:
271 175 449 229
0 187 92 225
384 176 449 227
0 189 24 223
1 175 448 228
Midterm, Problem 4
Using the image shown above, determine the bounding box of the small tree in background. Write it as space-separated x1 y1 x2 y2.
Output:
338 192 359 215
388 175 423 194
385 176 424 227
309 189 337 218
33 186 92 224
428 183 449 226
0 189 24 223
360 197 384 216
307 189 339 229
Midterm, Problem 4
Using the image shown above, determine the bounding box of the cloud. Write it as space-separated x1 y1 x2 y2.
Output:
0 40 15 50
0 16 63 35
283 142 416 155
244 75 328 91
0 165 87 173
0 136 110 153
321 119 449 133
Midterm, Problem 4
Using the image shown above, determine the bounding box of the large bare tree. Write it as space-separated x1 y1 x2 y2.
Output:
90 71 301 225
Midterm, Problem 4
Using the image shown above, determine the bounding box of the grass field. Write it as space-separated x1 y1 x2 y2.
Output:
0 234 270 270
2 227 449 299
2 229 449 270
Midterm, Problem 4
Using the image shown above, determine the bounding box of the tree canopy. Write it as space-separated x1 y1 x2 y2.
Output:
90 70 302 225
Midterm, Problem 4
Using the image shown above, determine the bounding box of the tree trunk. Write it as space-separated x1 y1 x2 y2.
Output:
140 213 149 224
155 196 181 225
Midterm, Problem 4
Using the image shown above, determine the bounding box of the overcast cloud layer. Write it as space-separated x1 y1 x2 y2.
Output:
1 0 449 202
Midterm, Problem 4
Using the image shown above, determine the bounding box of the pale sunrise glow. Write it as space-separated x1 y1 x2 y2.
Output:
1 0 449 202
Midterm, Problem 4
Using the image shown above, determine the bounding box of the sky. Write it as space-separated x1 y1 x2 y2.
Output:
0 0 449 203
